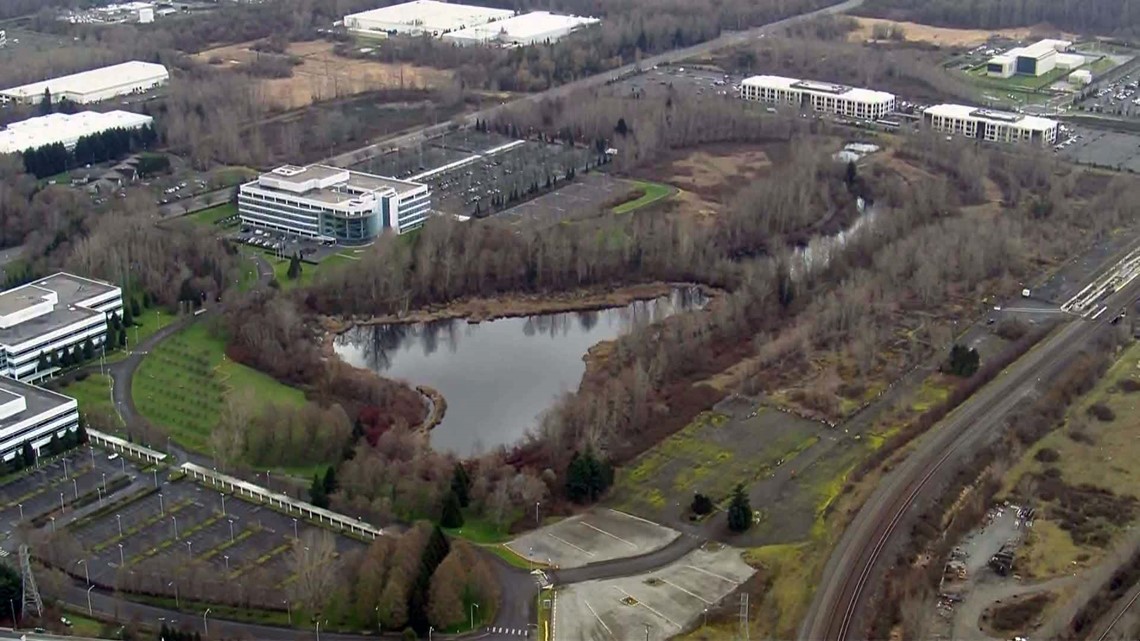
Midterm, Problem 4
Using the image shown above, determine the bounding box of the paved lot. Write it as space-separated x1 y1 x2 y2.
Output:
496 174 630 226
1058 127 1140 173
555 544 754 641
508 509 679 570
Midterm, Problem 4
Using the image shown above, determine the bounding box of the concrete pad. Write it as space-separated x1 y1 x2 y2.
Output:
554 544 755 641
507 508 679 569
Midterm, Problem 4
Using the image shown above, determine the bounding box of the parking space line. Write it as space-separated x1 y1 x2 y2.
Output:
606 508 661 527
611 586 681 630
658 577 714 605
683 564 737 584
578 521 638 549
583 598 611 638
546 532 595 557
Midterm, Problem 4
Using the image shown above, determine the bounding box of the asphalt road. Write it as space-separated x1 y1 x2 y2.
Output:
550 532 705 586
801 276 1140 641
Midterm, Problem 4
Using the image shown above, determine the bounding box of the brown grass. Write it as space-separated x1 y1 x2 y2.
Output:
847 17 1074 48
638 144 775 217
195 40 453 110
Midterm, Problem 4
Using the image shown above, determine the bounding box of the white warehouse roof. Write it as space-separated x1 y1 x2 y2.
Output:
0 61 168 104
0 111 153 154
742 74 896 104
344 0 514 36
923 103 1059 131
442 10 599 45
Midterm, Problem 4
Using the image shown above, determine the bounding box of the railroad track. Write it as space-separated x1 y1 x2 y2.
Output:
804 274 1140 641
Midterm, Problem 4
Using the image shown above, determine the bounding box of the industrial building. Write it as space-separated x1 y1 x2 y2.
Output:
986 39 1083 78
0 61 169 106
238 164 432 242
343 0 514 38
0 376 79 463
922 104 1059 145
740 75 897 120
441 11 599 46
1069 68 1093 85
0 110 153 154
0 273 123 383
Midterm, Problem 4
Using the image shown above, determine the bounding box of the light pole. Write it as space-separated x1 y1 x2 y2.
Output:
9 598 16 625
702 608 708 628
285 599 291 625
429 625 434 641
72 478 78 499
470 603 479 631
118 543 124 566
220 493 226 517
168 581 179 608
116 513 123 537
59 491 64 512
316 619 321 641
49 516 55 532
203 608 211 635
172 515 178 539
223 555 230 572
292 518 298 540
153 469 158 488
185 540 193 559
17 503 22 520
77 559 89 584
228 519 234 543
63 457 69 479
86 585 94 615
89 446 95 466
102 472 106 492
536 501 541 527
158 493 164 516
644 623 650 641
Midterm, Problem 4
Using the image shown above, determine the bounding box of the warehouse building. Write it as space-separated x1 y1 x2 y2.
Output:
0 376 79 462
0 110 153 154
239 164 432 242
986 39 1080 78
740 75 896 120
441 11 599 46
0 61 169 105
922 104 1059 145
343 0 514 38
0 273 123 383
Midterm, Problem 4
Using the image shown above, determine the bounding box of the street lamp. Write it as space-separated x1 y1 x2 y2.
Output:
315 619 321 641
72 478 78 499
220 493 226 517
116 513 123 537
284 599 291 625
203 608 211 635
185 540 193 559
470 603 479 630
77 559 89 584
86 585 95 615
17 503 22 520
429 625 434 641
223 555 229 572
536 501 541 526
168 581 179 608
158 493 165 516
172 515 178 539
49 516 55 532
292 517 298 540
118 543 124 567
228 519 234 543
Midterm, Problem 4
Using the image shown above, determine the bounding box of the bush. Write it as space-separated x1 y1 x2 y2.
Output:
1087 403 1116 422
1034 447 1060 463
1118 378 1140 393
995 318 1029 341
691 493 714 515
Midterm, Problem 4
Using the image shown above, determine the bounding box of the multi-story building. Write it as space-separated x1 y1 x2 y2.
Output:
0 273 123 382
740 75 897 120
0 375 79 462
922 104 1059 145
238 164 432 242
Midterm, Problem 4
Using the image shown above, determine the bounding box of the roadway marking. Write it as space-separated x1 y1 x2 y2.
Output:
606 508 661 527
545 532 595 557
583 599 612 638
658 577 715 605
684 564 737 584
612 586 681 630
579 521 638 548
550 587 558 641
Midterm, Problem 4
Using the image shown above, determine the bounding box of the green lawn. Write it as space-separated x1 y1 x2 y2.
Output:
965 64 1069 95
211 166 258 188
132 322 304 454
266 251 358 290
485 544 536 570
190 202 238 227
59 373 118 421
613 180 673 214
445 513 515 544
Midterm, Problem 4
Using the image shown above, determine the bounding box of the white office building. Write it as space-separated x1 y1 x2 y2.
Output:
987 39 1078 78
0 110 153 155
441 11 599 46
0 273 123 383
922 104 1059 145
0 61 169 106
239 164 432 242
0 376 79 462
344 0 514 38
740 75 897 120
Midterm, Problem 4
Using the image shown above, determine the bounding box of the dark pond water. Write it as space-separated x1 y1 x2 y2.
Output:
334 288 705 456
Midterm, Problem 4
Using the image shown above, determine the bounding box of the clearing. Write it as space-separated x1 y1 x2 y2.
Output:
635 144 778 217
847 17 1071 48
194 40 453 110
506 508 679 569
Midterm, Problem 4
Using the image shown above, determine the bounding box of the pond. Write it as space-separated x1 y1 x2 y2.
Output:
334 288 705 457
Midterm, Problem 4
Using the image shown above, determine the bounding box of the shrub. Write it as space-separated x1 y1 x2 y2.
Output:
995 318 1029 341
1118 378 1140 393
1087 403 1116 422
1034 448 1060 463
691 493 714 515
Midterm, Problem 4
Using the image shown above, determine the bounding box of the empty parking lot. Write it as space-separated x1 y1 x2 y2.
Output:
507 509 679 569
554 544 755 640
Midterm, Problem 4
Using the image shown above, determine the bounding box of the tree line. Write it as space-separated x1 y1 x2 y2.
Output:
20 125 158 179
857 0 1140 38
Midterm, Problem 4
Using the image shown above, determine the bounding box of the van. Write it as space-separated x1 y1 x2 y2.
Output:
108 452 120 461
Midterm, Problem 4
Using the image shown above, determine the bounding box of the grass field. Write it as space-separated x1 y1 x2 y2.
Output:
613 180 673 214
132 322 304 453
60 374 118 422
445 513 515 544
190 202 238 227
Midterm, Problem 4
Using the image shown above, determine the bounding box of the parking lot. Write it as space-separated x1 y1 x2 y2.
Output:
555 544 754 640
0 447 145 535
495 173 631 226
1056 126 1140 172
69 478 368 608
229 229 344 263
508 509 679 570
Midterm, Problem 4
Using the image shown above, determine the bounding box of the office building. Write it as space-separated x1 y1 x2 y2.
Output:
0 376 79 462
442 11 599 46
238 164 432 242
0 273 122 382
344 0 514 38
987 39 1080 78
922 104 1059 145
0 61 169 105
0 111 153 155
740 75 896 120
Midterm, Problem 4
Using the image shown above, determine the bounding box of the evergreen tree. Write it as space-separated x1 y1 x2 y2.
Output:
77 418 89 444
37 353 49 372
691 493 714 516
118 326 127 348
323 466 338 495
408 525 450 635
81 339 94 362
286 253 302 280
309 473 329 509
141 291 152 308
440 490 464 528
727 484 752 532
48 432 60 457
130 298 141 317
565 448 612 503
122 302 134 328
450 464 471 508
39 88 52 116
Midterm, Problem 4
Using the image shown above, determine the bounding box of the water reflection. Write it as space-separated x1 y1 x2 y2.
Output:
335 287 705 456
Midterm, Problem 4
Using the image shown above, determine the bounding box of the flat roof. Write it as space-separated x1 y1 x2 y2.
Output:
0 110 153 154
0 376 76 430
445 10 598 40
32 272 119 306
0 303 101 347
266 164 346 185
0 61 169 100
345 0 514 33
924 103 1059 130
742 74 895 103
249 164 425 202
0 286 52 318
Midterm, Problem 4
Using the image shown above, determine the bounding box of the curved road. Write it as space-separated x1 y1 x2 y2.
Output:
801 276 1140 641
